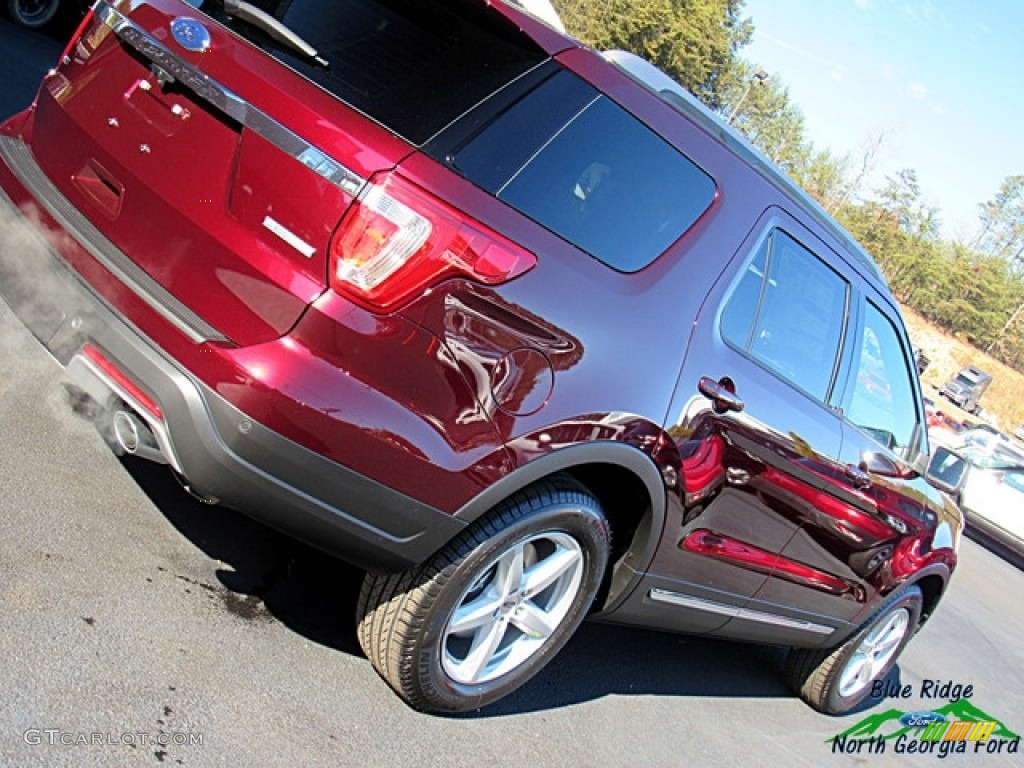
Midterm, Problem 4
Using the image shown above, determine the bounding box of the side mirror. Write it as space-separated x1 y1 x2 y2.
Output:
925 447 968 498
860 449 914 479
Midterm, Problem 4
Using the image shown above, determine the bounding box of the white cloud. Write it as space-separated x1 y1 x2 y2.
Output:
878 61 895 80
901 1 935 24
907 82 929 100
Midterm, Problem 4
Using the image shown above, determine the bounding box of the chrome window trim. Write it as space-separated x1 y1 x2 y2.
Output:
95 2 365 197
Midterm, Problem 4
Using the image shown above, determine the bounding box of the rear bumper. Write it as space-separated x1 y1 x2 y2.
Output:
0 137 464 572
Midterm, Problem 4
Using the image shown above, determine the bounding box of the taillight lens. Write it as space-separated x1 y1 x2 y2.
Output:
329 173 537 312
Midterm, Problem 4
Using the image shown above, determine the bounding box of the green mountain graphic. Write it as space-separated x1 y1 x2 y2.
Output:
832 708 907 740
829 699 1019 743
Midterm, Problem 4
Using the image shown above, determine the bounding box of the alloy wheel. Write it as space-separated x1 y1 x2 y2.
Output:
441 531 584 685
838 607 911 698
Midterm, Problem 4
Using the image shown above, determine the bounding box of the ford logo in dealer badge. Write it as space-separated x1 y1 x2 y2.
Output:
170 17 212 52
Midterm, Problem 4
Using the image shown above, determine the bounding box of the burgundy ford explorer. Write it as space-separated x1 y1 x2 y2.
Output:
0 0 961 714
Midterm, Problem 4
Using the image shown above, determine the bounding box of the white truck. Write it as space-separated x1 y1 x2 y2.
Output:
941 366 992 414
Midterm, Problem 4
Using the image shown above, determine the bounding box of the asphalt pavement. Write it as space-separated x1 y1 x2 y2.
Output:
1 15 1023 768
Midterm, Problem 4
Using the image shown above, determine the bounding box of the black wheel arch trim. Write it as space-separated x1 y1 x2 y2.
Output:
829 563 951 647
900 562 952 619
455 441 665 523
453 440 668 610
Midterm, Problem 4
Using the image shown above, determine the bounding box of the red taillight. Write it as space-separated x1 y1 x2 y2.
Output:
329 173 537 312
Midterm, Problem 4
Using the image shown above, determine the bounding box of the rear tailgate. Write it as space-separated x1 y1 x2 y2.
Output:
23 0 547 346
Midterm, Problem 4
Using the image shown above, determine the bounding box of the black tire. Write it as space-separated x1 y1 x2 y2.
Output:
356 476 610 713
786 584 923 715
8 0 60 28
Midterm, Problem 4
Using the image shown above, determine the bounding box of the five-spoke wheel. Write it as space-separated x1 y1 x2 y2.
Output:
442 531 585 685
786 584 922 715
357 476 609 713
837 606 911 698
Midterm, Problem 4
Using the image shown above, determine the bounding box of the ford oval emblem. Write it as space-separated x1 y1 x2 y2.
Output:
170 17 211 52
899 711 946 728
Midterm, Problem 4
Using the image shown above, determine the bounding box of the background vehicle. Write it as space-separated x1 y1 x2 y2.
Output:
940 365 992 415
6 0 84 28
928 433 1024 563
0 0 960 715
913 347 929 375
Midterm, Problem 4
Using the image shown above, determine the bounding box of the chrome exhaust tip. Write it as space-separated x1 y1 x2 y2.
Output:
112 410 168 465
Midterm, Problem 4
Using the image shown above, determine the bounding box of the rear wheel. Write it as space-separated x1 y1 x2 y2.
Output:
8 0 60 28
786 584 922 714
357 477 609 713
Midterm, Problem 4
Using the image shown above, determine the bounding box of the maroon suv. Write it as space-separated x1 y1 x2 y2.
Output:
0 0 961 714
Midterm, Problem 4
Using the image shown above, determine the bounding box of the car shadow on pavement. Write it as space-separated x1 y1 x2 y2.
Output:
121 456 907 716
119 456 365 657
485 624 792 715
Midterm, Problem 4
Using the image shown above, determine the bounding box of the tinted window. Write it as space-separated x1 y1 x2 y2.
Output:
845 301 919 457
202 0 546 145
721 230 849 401
453 71 716 271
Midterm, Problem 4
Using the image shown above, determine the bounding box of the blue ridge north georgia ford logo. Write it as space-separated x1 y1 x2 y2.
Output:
170 17 211 53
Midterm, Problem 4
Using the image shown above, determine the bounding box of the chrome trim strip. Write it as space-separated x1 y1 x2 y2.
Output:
648 588 835 636
96 2 365 197
0 136 226 345
262 215 316 258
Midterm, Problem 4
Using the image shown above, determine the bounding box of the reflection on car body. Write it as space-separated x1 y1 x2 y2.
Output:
6 0 87 28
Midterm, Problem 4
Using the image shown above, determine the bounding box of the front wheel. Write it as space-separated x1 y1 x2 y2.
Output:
357 477 610 713
8 0 60 28
786 584 923 715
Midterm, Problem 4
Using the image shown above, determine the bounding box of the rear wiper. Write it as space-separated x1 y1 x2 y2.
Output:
222 0 329 68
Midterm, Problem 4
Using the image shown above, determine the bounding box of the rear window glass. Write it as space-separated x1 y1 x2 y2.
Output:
200 0 546 145
451 71 716 271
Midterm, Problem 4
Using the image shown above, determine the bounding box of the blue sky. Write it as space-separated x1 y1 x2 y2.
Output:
741 0 1024 241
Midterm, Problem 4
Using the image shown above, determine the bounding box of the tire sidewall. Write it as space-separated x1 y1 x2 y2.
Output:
824 585 923 714
413 497 609 712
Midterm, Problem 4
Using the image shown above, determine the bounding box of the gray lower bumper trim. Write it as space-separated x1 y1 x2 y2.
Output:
0 166 464 571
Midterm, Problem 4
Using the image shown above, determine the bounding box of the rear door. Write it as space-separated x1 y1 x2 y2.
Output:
649 209 855 639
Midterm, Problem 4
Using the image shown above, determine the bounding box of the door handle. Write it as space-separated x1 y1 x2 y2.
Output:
845 464 872 490
698 376 744 414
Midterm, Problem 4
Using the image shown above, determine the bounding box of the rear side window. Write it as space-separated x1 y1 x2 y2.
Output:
204 0 546 145
451 71 717 271
844 301 920 457
721 229 849 401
